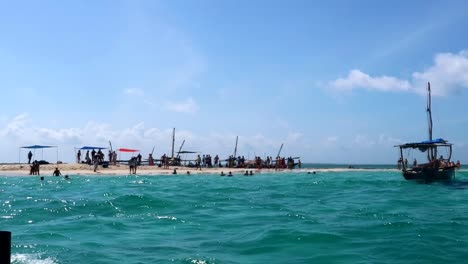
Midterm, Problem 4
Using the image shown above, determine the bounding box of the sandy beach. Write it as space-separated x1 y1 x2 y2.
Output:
0 163 400 176
0 163 294 176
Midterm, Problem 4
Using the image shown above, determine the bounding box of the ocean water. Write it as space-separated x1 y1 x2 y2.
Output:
2 169 468 264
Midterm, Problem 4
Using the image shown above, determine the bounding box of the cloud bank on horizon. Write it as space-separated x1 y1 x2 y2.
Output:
2 114 308 163
329 50 468 96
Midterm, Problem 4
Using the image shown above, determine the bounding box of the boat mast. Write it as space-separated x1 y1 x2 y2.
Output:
427 82 433 141
276 143 284 158
176 139 185 159
171 128 175 159
426 82 436 161
233 136 238 158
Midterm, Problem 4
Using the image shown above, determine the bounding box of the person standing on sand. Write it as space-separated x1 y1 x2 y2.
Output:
77 150 81 163
28 151 33 164
196 155 202 170
129 157 137 174
31 160 40 175
91 149 96 161
93 156 99 172
137 153 142 165
112 151 117 165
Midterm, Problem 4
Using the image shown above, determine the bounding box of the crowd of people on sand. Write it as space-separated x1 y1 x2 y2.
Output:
26 147 306 180
184 154 301 170
397 157 461 170
76 149 119 166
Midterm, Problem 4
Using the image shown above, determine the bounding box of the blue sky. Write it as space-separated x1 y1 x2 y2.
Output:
1 0 468 164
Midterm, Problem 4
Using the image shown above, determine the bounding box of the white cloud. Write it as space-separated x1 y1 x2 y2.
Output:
352 134 375 147
329 69 411 92
329 50 468 96
286 132 303 143
124 88 144 96
0 114 308 163
412 51 468 96
0 114 29 139
377 134 403 146
165 98 199 113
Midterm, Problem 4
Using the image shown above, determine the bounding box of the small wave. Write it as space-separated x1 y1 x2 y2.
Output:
11 253 58 264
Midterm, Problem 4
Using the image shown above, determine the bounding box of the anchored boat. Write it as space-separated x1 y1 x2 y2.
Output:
395 82 456 183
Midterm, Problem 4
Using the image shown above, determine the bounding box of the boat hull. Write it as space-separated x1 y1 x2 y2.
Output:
402 167 455 183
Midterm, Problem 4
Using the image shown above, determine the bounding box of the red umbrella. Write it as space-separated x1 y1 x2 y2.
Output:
118 148 139 152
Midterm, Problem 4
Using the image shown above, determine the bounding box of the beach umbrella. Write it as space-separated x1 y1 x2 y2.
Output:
19 145 58 164
117 148 140 162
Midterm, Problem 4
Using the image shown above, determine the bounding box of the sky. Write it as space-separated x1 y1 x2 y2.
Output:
1 0 468 164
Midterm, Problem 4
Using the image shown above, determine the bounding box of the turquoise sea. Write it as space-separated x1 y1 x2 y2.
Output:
2 167 468 263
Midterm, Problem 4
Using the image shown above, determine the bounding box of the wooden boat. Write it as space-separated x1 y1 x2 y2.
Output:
395 82 456 183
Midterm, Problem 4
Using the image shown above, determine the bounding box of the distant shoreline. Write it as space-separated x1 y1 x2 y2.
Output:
0 163 397 176
0 163 465 177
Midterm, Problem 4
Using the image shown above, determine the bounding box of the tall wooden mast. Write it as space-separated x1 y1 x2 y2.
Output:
171 128 175 159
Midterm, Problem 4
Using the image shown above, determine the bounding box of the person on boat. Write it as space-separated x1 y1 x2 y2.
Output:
52 167 62 176
220 171 225 176
439 155 448 168
413 159 418 167
397 158 402 169
27 151 33 164
456 160 461 169
404 158 408 168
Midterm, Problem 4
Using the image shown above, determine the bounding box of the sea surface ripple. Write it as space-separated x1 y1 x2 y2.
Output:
2 170 468 263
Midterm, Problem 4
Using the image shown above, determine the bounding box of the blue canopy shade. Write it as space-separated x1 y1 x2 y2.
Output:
21 145 56 149
19 145 59 164
78 146 107 150
396 138 452 150
419 138 446 144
